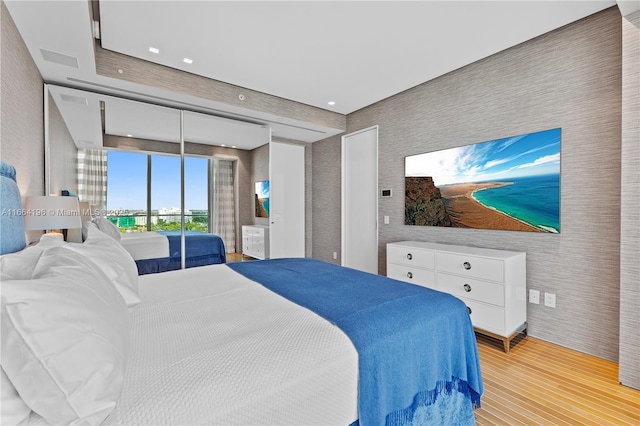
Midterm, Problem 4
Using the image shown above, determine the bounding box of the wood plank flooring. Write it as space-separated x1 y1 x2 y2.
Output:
475 335 640 426
226 252 244 263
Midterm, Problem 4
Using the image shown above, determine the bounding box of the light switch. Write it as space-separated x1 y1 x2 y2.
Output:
383 216 389 225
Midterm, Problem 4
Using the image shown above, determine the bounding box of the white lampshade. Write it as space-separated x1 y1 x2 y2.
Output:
23 196 82 230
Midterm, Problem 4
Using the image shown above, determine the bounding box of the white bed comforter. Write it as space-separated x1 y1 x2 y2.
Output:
119 232 169 261
104 264 359 425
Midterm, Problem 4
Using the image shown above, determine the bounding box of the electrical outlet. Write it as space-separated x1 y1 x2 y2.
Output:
333 251 337 260
544 292 556 308
529 289 540 304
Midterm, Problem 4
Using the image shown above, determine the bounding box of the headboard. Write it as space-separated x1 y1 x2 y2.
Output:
0 161 27 254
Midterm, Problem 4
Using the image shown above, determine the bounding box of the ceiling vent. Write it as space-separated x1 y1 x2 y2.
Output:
59 93 88 106
40 49 79 68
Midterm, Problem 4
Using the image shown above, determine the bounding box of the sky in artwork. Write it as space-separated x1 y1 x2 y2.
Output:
255 180 270 199
404 128 561 186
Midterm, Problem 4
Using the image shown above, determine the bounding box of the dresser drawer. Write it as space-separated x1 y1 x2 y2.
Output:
387 263 436 289
437 252 504 282
463 299 506 335
437 272 504 307
243 226 264 236
387 245 435 269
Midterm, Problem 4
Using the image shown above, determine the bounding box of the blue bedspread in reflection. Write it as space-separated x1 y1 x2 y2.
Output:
135 231 226 274
157 231 226 262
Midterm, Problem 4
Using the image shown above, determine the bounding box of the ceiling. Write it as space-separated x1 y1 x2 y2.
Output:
5 1 618 149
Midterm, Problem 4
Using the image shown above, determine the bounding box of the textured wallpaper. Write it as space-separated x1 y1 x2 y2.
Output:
1 2 44 244
313 8 624 362
619 10 640 390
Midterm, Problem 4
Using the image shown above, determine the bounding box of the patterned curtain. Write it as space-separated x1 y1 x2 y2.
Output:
210 159 236 253
77 149 107 211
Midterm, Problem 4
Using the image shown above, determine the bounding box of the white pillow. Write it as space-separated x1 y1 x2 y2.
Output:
0 238 67 424
0 238 65 280
93 217 122 241
1 368 31 425
63 223 141 306
1 246 130 425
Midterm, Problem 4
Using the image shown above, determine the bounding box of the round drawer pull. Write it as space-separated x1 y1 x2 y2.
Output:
463 261 471 270
407 272 413 279
463 283 472 292
467 306 472 315
407 253 413 260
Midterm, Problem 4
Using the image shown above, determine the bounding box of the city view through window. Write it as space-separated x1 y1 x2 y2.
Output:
106 151 209 232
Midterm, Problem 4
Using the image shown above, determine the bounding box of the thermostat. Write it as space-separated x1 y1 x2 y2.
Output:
381 189 392 197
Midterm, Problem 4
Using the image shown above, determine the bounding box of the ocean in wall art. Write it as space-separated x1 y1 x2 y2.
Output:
405 128 561 233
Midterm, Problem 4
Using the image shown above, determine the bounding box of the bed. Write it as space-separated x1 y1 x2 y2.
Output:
60 190 228 275
0 161 483 425
93 219 227 274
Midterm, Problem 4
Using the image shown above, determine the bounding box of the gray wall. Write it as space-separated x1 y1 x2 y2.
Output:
250 143 270 227
619 10 640 390
313 7 623 362
0 1 44 243
312 135 342 264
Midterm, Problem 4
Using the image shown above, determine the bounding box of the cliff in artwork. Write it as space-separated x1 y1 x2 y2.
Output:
405 176 453 226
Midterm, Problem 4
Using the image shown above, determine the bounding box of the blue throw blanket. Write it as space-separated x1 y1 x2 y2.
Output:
157 231 226 262
228 258 483 426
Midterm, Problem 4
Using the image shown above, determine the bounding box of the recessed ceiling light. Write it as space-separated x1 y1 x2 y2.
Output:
328 101 336 106
126 134 133 137
149 47 160 54
221 144 226 147
231 146 237 148
183 58 193 64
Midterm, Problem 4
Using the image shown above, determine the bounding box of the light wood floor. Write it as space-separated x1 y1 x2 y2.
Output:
227 252 259 263
474 335 640 425
226 252 244 262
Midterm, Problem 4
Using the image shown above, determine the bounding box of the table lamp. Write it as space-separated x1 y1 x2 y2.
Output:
23 196 82 240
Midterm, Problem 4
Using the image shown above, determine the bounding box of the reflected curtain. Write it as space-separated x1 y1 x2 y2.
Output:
210 159 235 253
77 149 107 210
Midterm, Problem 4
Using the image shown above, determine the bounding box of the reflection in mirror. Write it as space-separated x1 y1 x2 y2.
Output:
46 84 268 269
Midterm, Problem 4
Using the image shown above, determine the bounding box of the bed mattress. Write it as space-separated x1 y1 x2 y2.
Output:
119 232 169 261
105 264 358 425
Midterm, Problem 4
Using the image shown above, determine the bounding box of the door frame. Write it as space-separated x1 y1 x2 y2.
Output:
341 125 379 272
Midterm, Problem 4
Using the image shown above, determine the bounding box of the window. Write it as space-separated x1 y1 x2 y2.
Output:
106 151 147 231
104 151 234 252
185 156 209 232
151 154 181 231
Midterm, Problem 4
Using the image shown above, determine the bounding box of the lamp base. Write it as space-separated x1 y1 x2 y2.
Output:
41 232 64 241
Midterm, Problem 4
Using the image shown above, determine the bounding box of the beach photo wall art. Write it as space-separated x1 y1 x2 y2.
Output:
405 128 561 233
255 180 270 218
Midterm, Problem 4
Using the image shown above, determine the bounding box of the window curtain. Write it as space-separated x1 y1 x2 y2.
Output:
210 159 236 253
77 149 107 211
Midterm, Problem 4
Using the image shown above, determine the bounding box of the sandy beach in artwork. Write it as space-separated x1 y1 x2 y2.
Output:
439 182 543 232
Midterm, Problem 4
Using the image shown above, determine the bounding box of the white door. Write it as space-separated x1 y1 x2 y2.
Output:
342 126 378 274
269 141 305 258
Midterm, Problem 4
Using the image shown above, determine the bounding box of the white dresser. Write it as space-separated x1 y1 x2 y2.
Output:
242 225 270 260
387 241 526 352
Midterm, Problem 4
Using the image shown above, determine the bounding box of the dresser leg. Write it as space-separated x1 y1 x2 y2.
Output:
475 327 526 353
